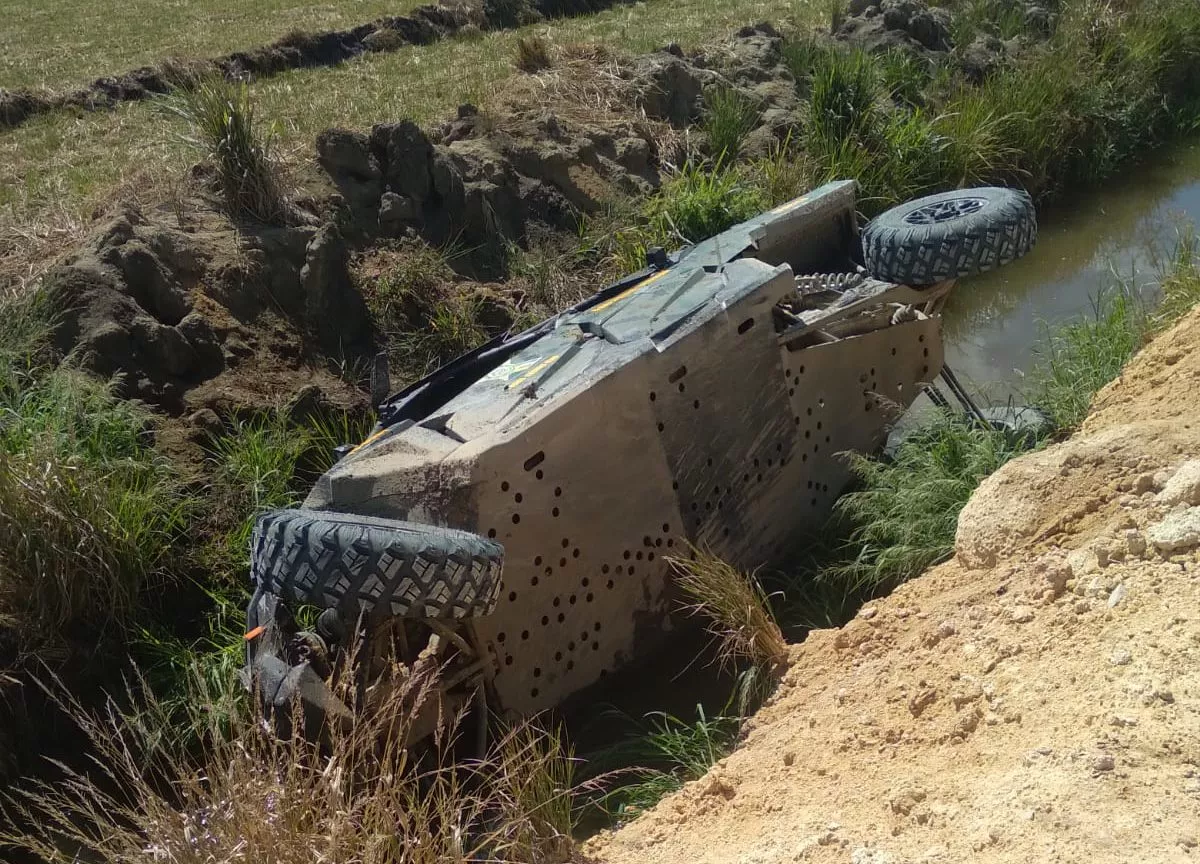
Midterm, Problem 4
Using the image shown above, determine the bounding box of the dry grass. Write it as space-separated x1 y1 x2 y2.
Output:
515 35 555 73
0 0 428 92
667 545 789 672
2 661 580 864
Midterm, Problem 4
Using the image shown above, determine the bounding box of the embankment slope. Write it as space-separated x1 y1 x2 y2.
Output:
586 308 1200 863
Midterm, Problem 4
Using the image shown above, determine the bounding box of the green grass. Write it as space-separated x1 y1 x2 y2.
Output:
163 78 286 222
1028 288 1147 430
0 292 184 664
703 86 760 162
829 414 1029 591
591 160 767 275
0 0 428 92
584 704 739 822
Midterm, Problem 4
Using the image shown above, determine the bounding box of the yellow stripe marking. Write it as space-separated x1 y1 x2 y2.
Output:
507 353 561 391
768 195 809 216
348 426 389 456
590 268 673 313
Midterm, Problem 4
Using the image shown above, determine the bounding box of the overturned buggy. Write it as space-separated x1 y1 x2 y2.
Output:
243 182 1036 736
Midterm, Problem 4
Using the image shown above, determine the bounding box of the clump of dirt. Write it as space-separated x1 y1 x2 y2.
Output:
43 202 371 444
319 23 811 270
838 0 954 53
585 308 1200 862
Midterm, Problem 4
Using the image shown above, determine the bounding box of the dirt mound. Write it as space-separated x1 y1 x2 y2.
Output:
586 308 1200 862
837 0 954 54
319 106 662 273
43 204 370 429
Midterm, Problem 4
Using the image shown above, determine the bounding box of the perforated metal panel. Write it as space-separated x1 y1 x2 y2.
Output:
780 314 945 512
467 353 682 715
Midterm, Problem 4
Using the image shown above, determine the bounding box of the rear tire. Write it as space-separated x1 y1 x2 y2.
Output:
251 509 505 621
862 187 1037 286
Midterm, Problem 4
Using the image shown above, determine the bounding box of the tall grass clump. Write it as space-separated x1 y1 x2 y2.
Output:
703 86 760 162
830 414 1028 591
2 664 579 864
515 35 553 73
166 77 285 223
668 546 788 672
1150 226 1200 330
607 162 766 273
585 704 739 821
808 46 878 144
0 293 183 664
1028 287 1146 430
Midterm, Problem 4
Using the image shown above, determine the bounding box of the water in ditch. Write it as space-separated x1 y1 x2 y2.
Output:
940 140 1200 401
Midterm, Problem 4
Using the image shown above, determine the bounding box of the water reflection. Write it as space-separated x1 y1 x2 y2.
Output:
941 141 1200 398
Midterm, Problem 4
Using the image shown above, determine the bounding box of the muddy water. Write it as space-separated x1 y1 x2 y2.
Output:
940 141 1200 400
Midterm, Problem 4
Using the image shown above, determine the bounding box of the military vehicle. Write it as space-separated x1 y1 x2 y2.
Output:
242 182 1036 737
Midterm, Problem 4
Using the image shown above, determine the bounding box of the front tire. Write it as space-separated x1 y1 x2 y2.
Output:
250 509 505 623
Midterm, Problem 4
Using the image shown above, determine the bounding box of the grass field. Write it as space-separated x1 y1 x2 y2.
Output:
0 0 425 92
0 0 820 291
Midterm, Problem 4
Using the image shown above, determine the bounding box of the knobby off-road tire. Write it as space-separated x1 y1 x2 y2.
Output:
251 509 505 621
862 187 1037 286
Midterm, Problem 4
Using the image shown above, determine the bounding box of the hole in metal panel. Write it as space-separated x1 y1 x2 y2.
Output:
536 469 544 480
501 481 510 492
552 507 560 517
523 451 545 471
512 514 521 524
521 630 529 640
668 365 688 383
533 667 541 678
737 317 755 334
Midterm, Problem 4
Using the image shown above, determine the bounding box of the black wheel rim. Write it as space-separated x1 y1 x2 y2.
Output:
902 197 987 226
